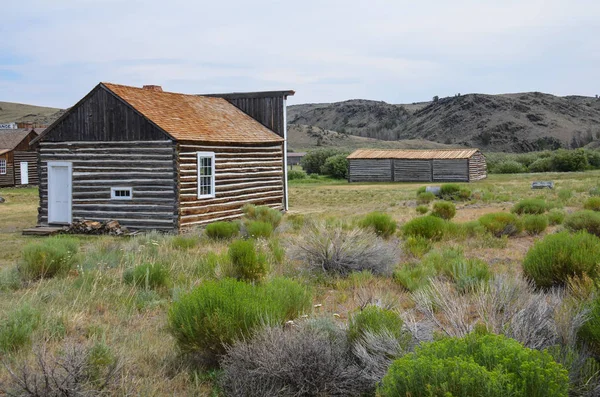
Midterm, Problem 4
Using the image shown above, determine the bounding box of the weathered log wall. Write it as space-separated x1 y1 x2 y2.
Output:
468 151 487 181
348 159 392 182
38 140 178 231
14 151 38 185
178 142 284 227
394 160 432 182
432 159 469 182
0 152 14 187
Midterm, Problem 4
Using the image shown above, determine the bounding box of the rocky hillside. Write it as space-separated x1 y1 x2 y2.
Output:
0 101 63 125
288 93 600 152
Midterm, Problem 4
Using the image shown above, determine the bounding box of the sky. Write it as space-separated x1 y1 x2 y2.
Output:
1 0 599 108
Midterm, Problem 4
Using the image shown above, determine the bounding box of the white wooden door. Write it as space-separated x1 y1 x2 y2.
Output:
48 162 72 224
20 162 29 185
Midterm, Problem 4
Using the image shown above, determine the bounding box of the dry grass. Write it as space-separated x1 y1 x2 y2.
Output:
0 170 599 394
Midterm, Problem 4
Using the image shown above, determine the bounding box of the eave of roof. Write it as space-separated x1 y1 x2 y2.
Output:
347 148 481 160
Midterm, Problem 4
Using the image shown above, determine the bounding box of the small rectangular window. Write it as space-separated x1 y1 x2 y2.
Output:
111 187 133 200
197 152 215 199
0 159 6 175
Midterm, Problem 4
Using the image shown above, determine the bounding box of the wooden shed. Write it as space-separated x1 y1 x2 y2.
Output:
32 83 294 232
347 148 486 183
0 128 40 187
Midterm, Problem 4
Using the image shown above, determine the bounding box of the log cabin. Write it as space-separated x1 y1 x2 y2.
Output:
347 148 487 183
0 128 40 187
31 83 294 232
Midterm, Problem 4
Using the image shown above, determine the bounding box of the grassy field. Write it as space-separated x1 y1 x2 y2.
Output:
0 171 599 395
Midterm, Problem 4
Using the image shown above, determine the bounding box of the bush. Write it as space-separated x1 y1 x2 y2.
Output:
20 236 79 281
430 201 456 220
528 157 553 173
478 212 523 237
547 209 565 225
552 149 588 172
393 263 436 292
300 148 343 174
320 154 349 179
584 197 600 211
494 160 527 174
522 231 600 288
358 212 397 238
416 186 426 195
402 216 446 241
557 188 572 202
287 169 307 180
564 210 600 237
123 263 169 289
523 214 548 235
205 221 240 240
292 224 397 276
347 306 406 344
590 186 600 196
403 236 432 258
245 220 273 239
511 198 549 215
0 305 40 353
242 204 282 228
379 333 569 397
578 295 600 355
415 205 428 215
171 235 199 249
228 239 267 282
221 320 396 396
416 191 435 204
424 248 490 292
439 184 461 200
168 278 311 365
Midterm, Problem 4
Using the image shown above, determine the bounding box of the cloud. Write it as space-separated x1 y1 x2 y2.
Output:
1 0 599 107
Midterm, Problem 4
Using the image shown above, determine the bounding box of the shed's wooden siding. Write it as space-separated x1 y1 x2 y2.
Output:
0 151 14 187
468 151 487 181
43 86 169 142
38 140 178 231
394 160 432 182
432 159 469 182
209 96 286 138
348 159 392 182
178 142 284 227
14 151 38 185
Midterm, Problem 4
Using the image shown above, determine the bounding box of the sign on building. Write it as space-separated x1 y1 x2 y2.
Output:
0 122 17 129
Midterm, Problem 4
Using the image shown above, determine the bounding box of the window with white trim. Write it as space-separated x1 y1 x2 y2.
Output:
197 152 215 198
111 187 133 200
0 159 5 175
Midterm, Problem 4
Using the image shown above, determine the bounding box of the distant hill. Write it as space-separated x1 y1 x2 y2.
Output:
0 101 63 125
288 93 600 152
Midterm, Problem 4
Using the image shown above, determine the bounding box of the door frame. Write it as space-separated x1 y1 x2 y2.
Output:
20 161 29 185
48 161 72 224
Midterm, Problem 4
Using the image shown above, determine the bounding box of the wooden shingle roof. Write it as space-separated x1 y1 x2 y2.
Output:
347 148 481 160
102 83 283 144
0 129 31 150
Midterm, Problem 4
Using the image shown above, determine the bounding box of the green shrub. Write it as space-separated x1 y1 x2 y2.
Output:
430 201 456 220
0 305 40 353
557 189 573 202
402 216 446 241
358 212 397 238
522 231 600 288
20 236 79 281
393 263 435 292
242 204 282 228
439 184 461 200
287 169 307 180
494 160 527 174
300 148 343 174
511 198 548 215
528 157 553 173
123 262 169 289
320 154 348 179
522 214 548 235
578 295 600 355
590 186 600 196
205 221 240 240
0 267 21 291
415 205 429 215
458 188 472 201
416 186 426 195
547 209 565 225
423 248 490 292
228 239 268 282
416 191 435 204
347 306 406 344
403 236 432 258
551 149 588 172
245 220 273 239
168 278 312 364
584 197 600 211
171 235 199 249
379 333 569 397
564 210 600 237
478 212 523 237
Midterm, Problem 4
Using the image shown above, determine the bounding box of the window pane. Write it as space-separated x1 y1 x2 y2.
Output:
197 154 214 197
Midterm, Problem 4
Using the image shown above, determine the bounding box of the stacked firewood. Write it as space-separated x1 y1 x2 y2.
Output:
64 220 129 236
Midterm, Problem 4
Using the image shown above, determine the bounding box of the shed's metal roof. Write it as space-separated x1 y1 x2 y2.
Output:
347 148 480 160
